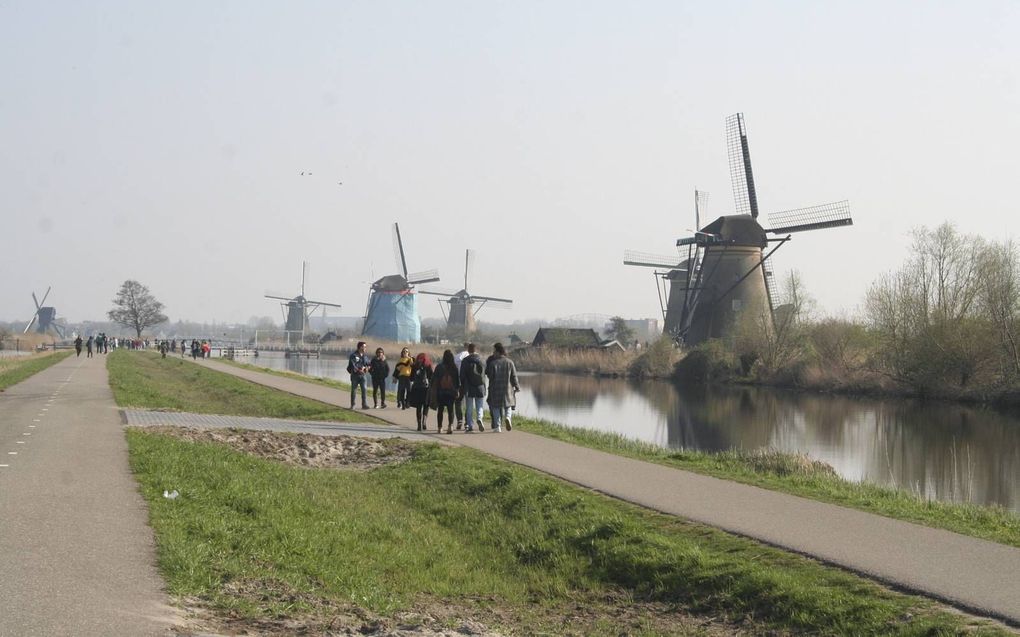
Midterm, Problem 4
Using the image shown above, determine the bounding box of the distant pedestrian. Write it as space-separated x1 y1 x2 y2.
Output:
485 343 519 433
180 339 187 357
453 343 469 429
191 339 200 359
74 335 83 357
347 341 371 409
202 340 211 358
407 353 433 431
393 347 414 409
459 343 486 432
432 350 460 434
159 340 168 358
369 348 390 409
86 335 94 358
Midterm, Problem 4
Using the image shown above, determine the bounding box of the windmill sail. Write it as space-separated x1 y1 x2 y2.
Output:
766 200 853 234
726 113 760 219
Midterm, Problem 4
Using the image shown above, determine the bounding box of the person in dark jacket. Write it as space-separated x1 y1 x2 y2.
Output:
369 347 390 409
74 335 83 357
348 341 371 409
86 335 94 358
485 342 520 433
459 343 486 432
432 349 460 434
407 353 433 430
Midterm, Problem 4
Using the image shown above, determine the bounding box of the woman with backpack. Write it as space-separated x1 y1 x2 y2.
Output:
432 350 461 434
407 352 434 431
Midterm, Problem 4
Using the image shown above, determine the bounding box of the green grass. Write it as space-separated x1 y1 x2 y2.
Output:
0 351 73 390
515 417 1020 549
107 350 380 423
127 429 1005 636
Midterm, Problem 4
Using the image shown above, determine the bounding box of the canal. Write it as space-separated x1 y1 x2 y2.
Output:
246 353 1020 512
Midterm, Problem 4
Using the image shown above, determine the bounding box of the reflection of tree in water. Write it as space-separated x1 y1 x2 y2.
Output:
528 373 630 410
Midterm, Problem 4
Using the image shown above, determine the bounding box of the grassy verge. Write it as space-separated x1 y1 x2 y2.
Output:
218 357 399 400
515 417 1020 549
107 350 381 424
127 429 1004 636
0 351 73 390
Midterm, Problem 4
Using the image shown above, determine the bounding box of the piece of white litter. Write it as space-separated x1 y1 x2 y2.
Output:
162 490 180 500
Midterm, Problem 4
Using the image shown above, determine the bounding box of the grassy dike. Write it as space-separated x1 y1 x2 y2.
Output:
106 350 379 423
125 429 1004 636
515 418 1020 549
218 357 399 401
0 350 73 390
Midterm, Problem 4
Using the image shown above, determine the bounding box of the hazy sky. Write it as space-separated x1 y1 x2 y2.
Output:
2 1 1018 327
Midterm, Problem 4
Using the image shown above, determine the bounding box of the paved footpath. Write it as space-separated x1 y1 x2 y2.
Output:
196 357 1020 625
0 355 179 636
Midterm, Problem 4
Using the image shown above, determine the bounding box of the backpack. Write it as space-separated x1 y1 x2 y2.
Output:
464 357 484 387
412 365 430 389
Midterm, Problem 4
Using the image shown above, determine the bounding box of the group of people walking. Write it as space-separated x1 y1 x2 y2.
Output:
73 333 109 358
347 341 520 433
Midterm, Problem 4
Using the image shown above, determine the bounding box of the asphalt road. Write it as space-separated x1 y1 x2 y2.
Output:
0 355 179 636
197 356 1020 626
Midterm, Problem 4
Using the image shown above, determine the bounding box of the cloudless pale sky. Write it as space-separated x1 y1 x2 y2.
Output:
2 1 1018 326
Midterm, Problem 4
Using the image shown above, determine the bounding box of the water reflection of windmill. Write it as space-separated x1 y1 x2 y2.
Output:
630 113 853 346
362 223 440 342
23 287 65 338
264 262 342 345
419 250 512 333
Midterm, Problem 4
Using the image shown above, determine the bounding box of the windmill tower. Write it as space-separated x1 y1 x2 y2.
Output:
362 223 440 342
264 262 342 345
419 249 513 333
24 287 65 338
625 190 710 339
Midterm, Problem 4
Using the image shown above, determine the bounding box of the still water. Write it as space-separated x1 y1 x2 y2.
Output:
249 353 1020 511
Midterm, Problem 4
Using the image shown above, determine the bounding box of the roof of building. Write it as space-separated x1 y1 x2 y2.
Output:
532 327 603 348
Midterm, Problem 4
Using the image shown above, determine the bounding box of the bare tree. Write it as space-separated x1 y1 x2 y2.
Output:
108 280 168 338
977 240 1020 377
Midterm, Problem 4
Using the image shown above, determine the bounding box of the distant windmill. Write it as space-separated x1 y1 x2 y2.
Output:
23 287 65 338
419 249 513 333
265 262 342 345
628 113 853 346
362 223 440 342
625 190 709 339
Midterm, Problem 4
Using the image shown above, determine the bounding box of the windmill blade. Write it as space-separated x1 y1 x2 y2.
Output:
418 287 459 297
468 294 513 304
392 223 409 278
37 287 51 309
23 313 38 334
695 190 709 229
264 294 294 302
464 249 474 292
726 113 760 218
406 269 439 285
53 323 66 338
471 299 512 317
624 250 687 269
766 200 852 234
303 300 343 309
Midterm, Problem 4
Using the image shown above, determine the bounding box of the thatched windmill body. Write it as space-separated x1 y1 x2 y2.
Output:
628 113 854 346
362 223 440 342
419 250 513 333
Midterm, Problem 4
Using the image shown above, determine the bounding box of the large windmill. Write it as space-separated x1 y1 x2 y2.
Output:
23 287 65 338
630 113 853 346
265 262 342 345
419 249 513 333
362 223 440 342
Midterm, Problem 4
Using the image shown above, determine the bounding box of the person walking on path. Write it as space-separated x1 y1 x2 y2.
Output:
459 342 486 432
86 335 94 358
432 350 461 434
408 352 433 431
348 341 372 409
201 340 211 358
74 335 83 357
393 347 414 409
453 343 469 429
485 342 519 433
369 347 390 409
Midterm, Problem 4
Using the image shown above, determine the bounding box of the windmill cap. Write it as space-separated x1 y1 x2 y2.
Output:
700 215 767 248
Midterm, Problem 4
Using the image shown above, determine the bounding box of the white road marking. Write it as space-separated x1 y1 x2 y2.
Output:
33 419 40 422
0 464 9 468
16 441 25 444
8 452 17 455
23 433 31 436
